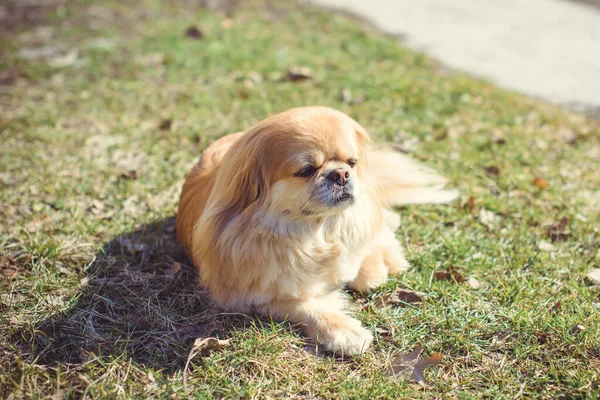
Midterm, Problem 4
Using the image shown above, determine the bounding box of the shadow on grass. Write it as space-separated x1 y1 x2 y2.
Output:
15 217 252 372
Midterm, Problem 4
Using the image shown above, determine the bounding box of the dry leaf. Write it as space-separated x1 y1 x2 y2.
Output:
463 196 476 212
120 170 138 180
286 66 313 82
490 330 512 347
569 324 584 335
0 256 21 280
585 269 600 285
388 345 443 384
378 288 426 307
467 277 483 290
546 217 570 243
159 119 172 131
533 177 549 189
484 165 500 177
535 332 550 344
434 266 465 283
185 26 203 39
183 337 230 392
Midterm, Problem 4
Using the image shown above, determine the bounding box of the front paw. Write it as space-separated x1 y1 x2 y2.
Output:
316 315 373 356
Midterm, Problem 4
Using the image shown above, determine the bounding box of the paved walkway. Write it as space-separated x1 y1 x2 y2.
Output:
310 0 600 111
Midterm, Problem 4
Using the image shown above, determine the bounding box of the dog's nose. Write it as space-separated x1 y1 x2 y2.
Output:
326 168 350 186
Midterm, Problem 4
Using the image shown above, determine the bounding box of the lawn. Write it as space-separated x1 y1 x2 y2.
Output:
1 0 599 398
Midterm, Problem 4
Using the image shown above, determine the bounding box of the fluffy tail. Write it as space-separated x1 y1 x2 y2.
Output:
367 147 459 206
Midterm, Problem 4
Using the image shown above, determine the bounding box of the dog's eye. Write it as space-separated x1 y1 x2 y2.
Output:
347 159 357 168
295 166 318 178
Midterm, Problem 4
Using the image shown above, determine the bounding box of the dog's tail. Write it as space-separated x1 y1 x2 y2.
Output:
367 147 459 206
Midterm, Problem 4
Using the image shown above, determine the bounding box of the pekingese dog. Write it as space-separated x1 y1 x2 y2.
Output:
176 107 458 356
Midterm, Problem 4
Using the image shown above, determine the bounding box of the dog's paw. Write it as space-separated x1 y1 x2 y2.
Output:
348 264 388 292
317 315 373 356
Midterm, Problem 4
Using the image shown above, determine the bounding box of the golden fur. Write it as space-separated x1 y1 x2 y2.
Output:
176 107 458 356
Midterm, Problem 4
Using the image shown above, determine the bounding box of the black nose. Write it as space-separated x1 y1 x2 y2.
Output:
326 168 350 186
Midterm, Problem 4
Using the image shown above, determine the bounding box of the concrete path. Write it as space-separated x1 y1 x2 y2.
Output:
309 0 600 111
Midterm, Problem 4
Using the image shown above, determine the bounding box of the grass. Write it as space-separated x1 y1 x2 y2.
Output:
1 0 599 398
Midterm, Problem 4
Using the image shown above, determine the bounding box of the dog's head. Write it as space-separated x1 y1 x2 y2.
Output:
208 107 371 223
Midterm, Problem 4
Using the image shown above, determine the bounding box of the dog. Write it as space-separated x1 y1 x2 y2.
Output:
176 107 458 356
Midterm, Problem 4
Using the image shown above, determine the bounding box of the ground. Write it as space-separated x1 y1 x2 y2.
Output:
1 0 599 398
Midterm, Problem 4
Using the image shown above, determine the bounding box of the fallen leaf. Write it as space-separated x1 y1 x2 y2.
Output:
120 170 138 180
185 26 203 39
535 332 549 344
585 269 600 285
484 165 500 177
434 266 465 283
378 288 426 307
286 66 313 82
0 256 21 280
388 345 444 384
463 196 476 212
533 177 549 189
569 324 584 335
467 277 483 290
159 119 172 131
545 217 570 243
183 337 230 392
490 330 512 347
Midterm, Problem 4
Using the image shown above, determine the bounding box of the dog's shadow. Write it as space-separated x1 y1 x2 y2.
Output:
17 217 254 371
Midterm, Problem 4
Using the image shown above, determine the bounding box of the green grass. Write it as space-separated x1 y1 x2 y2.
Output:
1 0 599 398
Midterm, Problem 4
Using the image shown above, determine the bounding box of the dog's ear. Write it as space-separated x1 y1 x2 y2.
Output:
199 127 274 234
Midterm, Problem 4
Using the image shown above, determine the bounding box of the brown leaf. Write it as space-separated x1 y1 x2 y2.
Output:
159 119 172 130
378 288 426 308
0 256 21 280
286 66 313 82
545 217 570 243
484 165 500 177
569 324 584 335
434 270 451 281
535 332 550 344
463 196 476 212
533 177 549 189
434 266 465 283
185 26 203 39
183 337 230 388
120 170 138 180
388 345 444 384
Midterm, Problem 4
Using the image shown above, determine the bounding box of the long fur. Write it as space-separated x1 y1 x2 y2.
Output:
176 107 457 356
